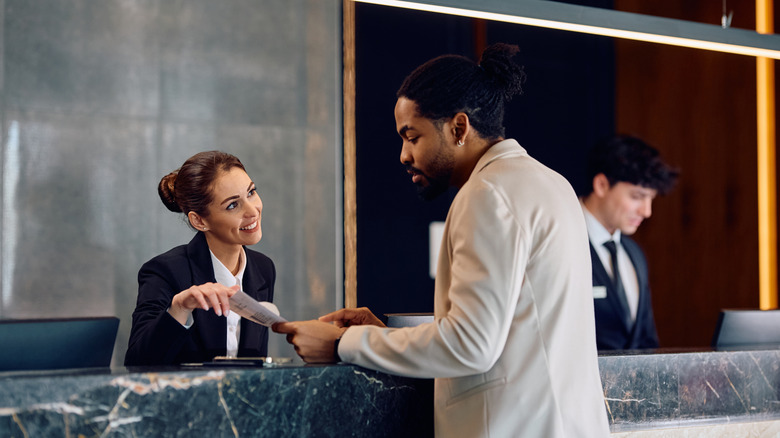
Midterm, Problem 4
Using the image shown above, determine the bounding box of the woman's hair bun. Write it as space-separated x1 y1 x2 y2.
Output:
158 171 182 213
479 43 525 100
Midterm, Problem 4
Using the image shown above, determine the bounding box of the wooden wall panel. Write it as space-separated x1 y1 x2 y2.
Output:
615 0 763 347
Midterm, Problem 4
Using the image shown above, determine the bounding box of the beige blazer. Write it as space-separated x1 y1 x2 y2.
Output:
340 139 610 437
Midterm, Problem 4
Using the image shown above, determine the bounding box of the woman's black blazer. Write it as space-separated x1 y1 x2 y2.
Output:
125 231 275 366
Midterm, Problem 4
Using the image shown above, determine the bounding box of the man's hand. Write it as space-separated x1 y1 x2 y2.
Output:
318 307 386 328
273 320 348 363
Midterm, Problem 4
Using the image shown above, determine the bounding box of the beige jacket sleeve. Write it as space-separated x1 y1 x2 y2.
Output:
339 176 526 378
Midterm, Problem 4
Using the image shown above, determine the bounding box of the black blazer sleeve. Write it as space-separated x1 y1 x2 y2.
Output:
125 246 201 366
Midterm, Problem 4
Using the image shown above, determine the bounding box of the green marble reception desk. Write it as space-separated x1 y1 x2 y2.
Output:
599 348 780 433
0 364 433 437
1 348 779 437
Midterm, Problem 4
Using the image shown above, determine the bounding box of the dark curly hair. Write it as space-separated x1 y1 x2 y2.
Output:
396 43 526 140
585 135 679 195
158 151 246 227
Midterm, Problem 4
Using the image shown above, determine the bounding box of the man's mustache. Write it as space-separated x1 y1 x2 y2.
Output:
405 165 423 177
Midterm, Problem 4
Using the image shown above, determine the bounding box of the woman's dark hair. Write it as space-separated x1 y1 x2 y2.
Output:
158 151 246 223
396 43 525 140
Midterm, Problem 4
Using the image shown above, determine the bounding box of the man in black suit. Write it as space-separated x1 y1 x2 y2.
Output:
581 135 678 350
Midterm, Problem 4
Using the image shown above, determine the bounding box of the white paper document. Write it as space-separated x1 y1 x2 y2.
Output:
229 290 287 327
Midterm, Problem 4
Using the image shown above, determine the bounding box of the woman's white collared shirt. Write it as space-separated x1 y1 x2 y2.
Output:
210 248 247 357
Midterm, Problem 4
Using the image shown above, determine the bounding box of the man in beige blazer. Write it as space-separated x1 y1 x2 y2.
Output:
274 43 610 437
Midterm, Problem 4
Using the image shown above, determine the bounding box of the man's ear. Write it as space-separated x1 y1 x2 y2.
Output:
450 112 471 144
188 212 209 231
592 173 611 197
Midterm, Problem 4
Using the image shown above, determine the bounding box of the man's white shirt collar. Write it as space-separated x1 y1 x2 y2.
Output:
580 201 621 246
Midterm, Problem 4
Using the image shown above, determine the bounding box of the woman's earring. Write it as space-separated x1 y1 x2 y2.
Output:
457 139 464 147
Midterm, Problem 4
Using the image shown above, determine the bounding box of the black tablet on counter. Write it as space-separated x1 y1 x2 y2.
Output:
712 309 780 350
0 316 119 371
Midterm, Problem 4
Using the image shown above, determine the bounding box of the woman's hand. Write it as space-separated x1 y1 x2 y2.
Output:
168 283 239 325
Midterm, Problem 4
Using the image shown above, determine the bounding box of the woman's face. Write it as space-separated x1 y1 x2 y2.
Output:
198 167 263 252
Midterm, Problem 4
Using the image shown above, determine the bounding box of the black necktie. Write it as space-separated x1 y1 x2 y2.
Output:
603 240 632 330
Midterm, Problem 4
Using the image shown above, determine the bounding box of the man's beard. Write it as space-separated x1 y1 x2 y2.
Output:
416 171 450 201
408 143 454 201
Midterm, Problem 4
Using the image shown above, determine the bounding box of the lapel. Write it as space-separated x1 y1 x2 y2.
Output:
237 250 270 354
621 238 647 329
589 242 632 332
185 232 271 355
589 243 612 288
621 238 647 292
185 232 225 348
186 232 216 285
241 255 268 299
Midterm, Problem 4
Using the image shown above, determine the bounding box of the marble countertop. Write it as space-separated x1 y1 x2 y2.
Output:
598 348 780 431
2 348 779 436
0 363 433 437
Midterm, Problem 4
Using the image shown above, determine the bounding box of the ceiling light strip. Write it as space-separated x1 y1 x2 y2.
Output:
353 0 780 59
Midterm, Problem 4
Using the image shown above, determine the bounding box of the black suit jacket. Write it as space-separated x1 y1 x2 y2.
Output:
125 232 275 366
591 237 659 350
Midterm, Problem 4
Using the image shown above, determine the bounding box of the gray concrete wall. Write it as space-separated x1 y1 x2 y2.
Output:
0 0 343 364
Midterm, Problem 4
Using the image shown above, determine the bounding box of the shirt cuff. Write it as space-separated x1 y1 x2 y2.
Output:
167 307 194 329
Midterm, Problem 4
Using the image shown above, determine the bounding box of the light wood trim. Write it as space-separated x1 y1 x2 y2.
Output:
343 0 358 308
757 0 778 310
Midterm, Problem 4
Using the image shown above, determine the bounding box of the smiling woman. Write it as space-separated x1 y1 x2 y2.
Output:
186 166 264 265
125 151 276 366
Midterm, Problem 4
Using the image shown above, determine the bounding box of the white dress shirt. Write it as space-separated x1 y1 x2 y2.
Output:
581 203 640 322
210 248 247 358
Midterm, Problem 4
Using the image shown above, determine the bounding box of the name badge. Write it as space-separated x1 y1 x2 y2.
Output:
593 286 607 299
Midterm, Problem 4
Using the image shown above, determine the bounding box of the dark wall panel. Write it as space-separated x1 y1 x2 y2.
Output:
354 5 472 316
614 0 763 347
354 2 615 320
356 0 762 349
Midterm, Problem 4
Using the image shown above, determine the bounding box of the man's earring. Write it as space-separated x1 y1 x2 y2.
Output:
457 139 464 147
